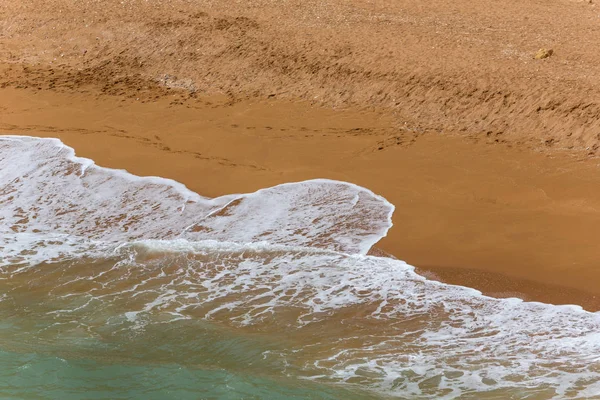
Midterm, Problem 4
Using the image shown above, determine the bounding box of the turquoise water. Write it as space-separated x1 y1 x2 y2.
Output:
0 350 380 399
0 309 380 399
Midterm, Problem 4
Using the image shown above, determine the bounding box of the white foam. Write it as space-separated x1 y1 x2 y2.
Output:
2 135 600 398
0 136 393 267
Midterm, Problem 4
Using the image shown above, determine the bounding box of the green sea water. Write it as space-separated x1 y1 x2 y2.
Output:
0 349 380 400
0 314 382 400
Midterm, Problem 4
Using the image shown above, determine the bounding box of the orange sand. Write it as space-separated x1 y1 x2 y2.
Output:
4 0 600 309
3 86 600 310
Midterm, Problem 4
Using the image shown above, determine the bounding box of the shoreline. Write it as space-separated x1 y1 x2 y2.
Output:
4 83 600 310
6 0 600 396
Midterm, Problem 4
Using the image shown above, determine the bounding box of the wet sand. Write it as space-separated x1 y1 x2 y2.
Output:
3 85 600 310
4 0 600 310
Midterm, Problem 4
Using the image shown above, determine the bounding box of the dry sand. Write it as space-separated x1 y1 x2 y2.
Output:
3 0 600 309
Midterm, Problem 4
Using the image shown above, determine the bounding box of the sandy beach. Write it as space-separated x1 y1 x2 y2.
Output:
3 0 600 310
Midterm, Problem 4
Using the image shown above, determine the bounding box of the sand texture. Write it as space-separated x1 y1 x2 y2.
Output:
4 0 600 153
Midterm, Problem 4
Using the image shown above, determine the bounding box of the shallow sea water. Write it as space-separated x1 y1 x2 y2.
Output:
1 136 600 399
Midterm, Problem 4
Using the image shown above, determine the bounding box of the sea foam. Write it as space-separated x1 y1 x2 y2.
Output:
1 135 600 399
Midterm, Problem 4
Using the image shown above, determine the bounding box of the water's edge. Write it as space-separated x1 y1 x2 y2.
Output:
1 135 600 399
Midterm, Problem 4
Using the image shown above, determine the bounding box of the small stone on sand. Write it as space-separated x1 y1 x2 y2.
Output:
534 48 553 59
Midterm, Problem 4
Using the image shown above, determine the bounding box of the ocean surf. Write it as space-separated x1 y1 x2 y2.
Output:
1 136 600 399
